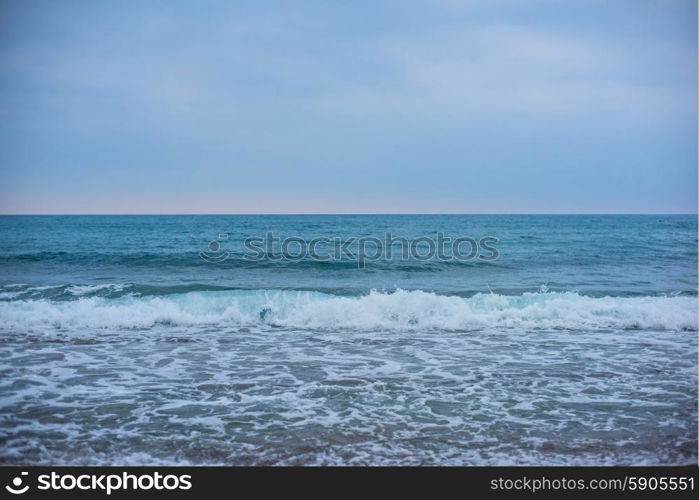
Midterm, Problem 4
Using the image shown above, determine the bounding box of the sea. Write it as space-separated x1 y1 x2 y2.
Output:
0 214 696 465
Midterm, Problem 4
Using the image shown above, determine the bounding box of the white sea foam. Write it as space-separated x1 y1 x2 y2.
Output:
65 283 125 296
0 289 695 332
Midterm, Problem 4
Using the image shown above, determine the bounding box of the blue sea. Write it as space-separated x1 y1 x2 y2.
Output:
0 215 696 465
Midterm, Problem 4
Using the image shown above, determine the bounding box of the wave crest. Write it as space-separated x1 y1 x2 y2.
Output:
0 289 695 332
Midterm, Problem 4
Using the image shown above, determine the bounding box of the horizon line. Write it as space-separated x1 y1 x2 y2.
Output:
0 212 696 216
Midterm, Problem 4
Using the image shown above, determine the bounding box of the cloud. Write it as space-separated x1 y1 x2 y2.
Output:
314 24 694 120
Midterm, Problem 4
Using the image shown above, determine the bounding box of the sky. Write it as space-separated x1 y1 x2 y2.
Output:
0 0 696 214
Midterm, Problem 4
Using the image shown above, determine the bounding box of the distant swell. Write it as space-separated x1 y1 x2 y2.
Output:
0 289 695 332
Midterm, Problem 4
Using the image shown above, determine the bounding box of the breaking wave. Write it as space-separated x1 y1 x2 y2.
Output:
0 288 695 332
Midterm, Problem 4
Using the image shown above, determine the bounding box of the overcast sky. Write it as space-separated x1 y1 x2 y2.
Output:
0 0 696 214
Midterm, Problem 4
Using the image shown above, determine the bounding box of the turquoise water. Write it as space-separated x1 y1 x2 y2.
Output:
0 215 696 464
